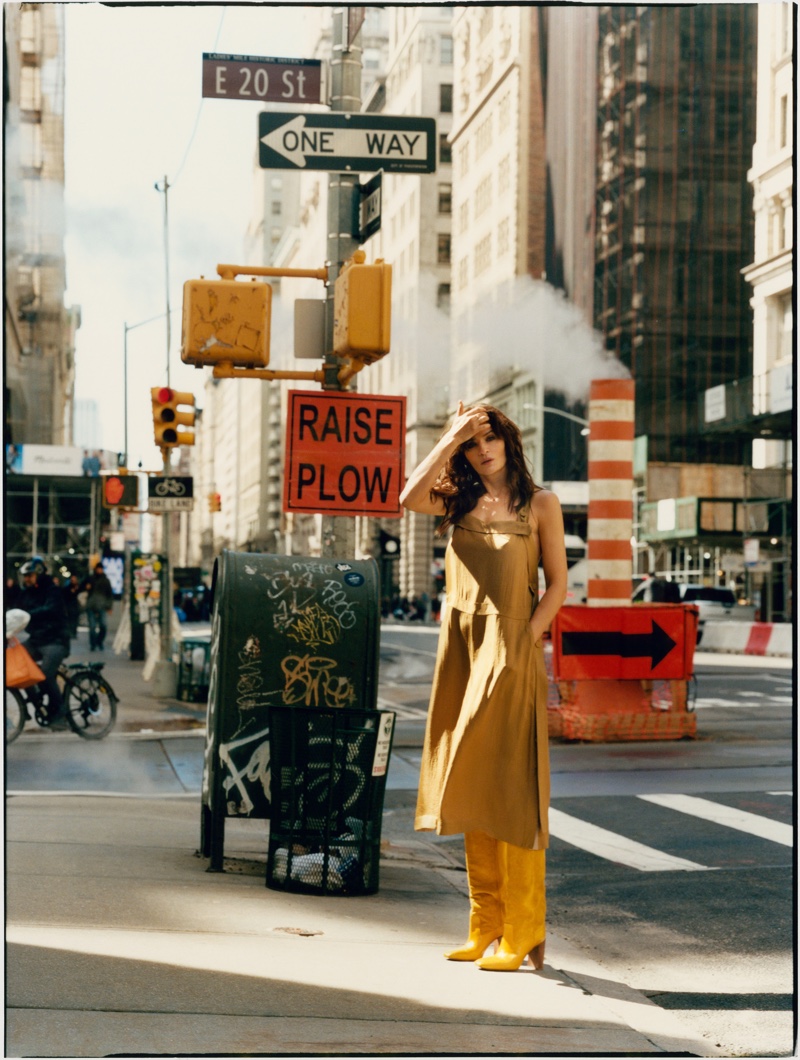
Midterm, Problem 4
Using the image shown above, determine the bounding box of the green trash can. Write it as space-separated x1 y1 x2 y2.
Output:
266 705 395 896
177 638 211 702
200 550 382 872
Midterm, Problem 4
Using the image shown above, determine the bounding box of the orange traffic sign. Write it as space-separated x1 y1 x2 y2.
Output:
552 604 698 680
283 390 406 517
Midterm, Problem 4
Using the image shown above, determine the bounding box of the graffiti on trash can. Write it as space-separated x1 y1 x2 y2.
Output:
303 731 367 820
220 727 271 816
281 653 357 709
321 580 357 629
274 599 340 648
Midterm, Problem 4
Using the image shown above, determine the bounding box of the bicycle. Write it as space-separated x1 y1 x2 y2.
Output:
6 660 118 744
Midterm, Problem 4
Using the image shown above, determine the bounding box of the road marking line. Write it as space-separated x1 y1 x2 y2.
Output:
767 792 792 797
638 794 794 847
548 808 710 872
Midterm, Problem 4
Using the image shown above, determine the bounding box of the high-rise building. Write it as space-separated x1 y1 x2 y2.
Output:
742 1 793 472
367 5 455 600
593 5 757 465
449 6 550 480
4 3 79 447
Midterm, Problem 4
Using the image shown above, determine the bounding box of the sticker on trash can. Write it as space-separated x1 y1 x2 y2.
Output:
372 713 395 776
343 571 365 588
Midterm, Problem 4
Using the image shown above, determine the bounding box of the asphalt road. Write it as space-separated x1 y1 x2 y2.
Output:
380 626 796 1058
6 625 794 1057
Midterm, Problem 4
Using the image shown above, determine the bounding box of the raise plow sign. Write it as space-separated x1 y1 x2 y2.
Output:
283 390 406 517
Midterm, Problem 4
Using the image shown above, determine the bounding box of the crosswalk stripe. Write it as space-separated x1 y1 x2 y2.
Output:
548 808 710 872
637 794 794 847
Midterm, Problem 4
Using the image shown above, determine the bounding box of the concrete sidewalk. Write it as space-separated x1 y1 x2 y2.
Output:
5 792 718 1058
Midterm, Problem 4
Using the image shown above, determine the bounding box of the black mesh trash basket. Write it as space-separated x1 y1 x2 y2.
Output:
266 705 396 896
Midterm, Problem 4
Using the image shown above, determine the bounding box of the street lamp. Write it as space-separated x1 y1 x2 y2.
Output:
523 403 590 434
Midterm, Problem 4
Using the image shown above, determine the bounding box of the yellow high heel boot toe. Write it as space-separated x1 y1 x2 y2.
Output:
445 831 503 961
477 845 546 972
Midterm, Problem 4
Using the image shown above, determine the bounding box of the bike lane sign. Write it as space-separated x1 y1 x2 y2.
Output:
148 475 194 512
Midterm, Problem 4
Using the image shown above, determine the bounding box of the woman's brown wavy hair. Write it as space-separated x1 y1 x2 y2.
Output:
431 404 537 535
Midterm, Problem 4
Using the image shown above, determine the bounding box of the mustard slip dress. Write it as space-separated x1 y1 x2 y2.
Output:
414 506 550 851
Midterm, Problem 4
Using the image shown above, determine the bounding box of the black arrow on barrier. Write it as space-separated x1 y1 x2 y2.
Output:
561 620 677 670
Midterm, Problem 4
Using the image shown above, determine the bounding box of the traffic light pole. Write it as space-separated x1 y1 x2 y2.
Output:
152 446 177 697
321 5 362 559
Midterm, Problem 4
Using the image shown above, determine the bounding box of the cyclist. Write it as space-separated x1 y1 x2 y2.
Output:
17 556 71 728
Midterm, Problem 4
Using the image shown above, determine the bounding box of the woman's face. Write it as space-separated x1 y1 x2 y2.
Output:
462 421 507 477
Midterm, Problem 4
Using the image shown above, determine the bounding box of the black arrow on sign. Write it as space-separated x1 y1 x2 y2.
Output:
561 620 677 670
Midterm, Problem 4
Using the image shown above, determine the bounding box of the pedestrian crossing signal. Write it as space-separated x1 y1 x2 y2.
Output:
101 472 140 510
333 251 391 363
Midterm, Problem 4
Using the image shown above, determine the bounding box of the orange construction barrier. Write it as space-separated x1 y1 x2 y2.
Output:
548 604 699 742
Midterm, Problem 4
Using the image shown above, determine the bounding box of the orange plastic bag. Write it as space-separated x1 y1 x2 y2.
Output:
5 637 45 689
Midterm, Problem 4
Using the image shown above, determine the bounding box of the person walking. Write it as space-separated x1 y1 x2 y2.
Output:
17 556 71 727
83 563 114 651
62 573 83 639
400 401 567 972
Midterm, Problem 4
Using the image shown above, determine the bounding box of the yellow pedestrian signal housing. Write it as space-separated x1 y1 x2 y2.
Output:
333 251 392 363
208 492 221 512
181 278 271 368
151 387 196 448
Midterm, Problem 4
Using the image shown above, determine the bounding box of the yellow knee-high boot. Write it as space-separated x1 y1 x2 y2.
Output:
476 844 546 971
445 831 504 961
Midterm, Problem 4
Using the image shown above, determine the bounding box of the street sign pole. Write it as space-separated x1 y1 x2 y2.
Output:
152 448 177 697
322 5 362 557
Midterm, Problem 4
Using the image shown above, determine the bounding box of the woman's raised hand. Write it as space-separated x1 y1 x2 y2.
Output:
449 401 490 445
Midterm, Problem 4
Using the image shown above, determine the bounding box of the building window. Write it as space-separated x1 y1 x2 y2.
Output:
438 184 452 214
498 217 510 256
474 234 491 275
437 233 451 264
498 154 510 195
440 35 453 64
436 283 451 311
458 200 469 234
475 114 493 158
498 92 511 132
271 177 283 190
778 293 793 361
457 142 469 178
475 175 492 218
779 94 788 149
439 133 452 165
271 201 282 216
440 83 453 113
458 256 469 289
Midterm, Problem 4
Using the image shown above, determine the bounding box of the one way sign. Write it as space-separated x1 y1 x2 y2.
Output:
259 112 437 173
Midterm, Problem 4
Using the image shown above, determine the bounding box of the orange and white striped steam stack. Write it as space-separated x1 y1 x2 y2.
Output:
586 378 635 607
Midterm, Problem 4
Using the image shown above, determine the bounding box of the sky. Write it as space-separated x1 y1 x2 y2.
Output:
63 3 322 470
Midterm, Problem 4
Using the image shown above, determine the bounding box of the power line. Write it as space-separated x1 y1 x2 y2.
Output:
171 7 226 186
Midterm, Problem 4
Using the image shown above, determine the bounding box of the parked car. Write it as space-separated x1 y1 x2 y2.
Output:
632 580 757 642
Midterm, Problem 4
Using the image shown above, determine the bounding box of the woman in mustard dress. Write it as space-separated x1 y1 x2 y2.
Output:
400 401 567 972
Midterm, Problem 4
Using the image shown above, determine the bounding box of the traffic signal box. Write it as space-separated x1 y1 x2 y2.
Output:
181 278 271 368
101 472 140 510
151 387 196 448
333 251 392 363
208 492 222 512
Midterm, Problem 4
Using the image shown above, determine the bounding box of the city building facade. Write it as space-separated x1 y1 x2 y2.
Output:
4 2 79 448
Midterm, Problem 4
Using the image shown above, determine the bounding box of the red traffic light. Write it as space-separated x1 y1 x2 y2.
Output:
157 387 173 404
